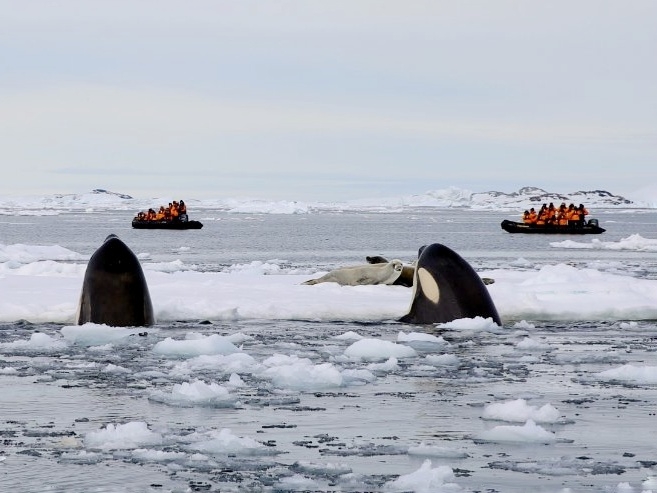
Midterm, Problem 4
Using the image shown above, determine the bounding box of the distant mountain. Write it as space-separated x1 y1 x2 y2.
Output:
384 186 641 211
469 187 636 210
90 188 134 200
0 187 650 215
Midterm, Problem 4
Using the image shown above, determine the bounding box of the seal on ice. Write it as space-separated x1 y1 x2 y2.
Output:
303 259 404 286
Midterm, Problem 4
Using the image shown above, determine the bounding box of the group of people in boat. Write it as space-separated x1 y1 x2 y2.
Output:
522 202 589 227
134 200 187 222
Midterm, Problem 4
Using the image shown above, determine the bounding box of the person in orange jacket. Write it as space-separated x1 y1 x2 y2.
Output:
557 203 569 226
577 204 589 226
536 204 549 226
567 203 580 226
526 207 538 224
155 206 166 221
546 202 557 225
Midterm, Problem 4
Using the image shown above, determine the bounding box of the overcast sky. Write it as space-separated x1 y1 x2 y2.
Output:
1 1 655 201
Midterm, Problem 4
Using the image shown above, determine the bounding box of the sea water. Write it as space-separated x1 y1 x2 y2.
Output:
2 209 657 492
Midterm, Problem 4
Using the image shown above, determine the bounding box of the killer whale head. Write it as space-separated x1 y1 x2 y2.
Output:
399 243 502 325
76 234 154 327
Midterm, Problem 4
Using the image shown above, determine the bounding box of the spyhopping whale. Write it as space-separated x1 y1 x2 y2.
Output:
76 234 154 327
399 243 502 325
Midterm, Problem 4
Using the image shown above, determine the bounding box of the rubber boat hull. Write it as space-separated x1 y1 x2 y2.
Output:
501 219 605 234
132 217 203 230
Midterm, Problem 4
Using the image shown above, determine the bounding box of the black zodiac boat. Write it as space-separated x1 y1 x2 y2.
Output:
501 218 605 234
132 214 203 230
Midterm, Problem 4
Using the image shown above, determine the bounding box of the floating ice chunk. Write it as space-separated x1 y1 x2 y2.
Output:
153 334 241 358
85 421 162 450
341 368 376 385
131 448 187 463
643 476 657 489
149 380 238 408
61 324 143 345
56 436 82 449
88 343 114 352
367 357 400 372
475 419 557 444
58 450 104 464
290 460 352 475
596 364 657 384
172 353 258 376
397 331 447 344
225 331 253 344
274 474 331 491
383 459 461 492
424 354 460 367
190 428 272 456
619 321 639 330
344 339 417 362
260 354 343 390
509 257 533 268
551 234 657 252
440 316 500 330
227 373 245 387
0 332 68 352
482 399 560 423
334 331 364 341
397 331 450 351
516 337 552 351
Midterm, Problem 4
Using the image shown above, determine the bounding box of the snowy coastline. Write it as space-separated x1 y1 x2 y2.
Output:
0 186 655 216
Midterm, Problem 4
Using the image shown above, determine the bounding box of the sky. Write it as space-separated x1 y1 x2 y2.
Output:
1 1 655 201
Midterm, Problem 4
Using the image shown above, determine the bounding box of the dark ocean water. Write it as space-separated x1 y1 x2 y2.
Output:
2 209 657 492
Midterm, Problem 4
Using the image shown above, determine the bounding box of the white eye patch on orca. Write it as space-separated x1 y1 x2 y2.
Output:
417 267 439 304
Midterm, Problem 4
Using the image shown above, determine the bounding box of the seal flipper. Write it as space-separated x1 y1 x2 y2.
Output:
399 243 501 325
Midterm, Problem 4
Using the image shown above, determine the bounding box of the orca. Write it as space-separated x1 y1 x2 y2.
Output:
399 243 502 325
76 234 154 327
